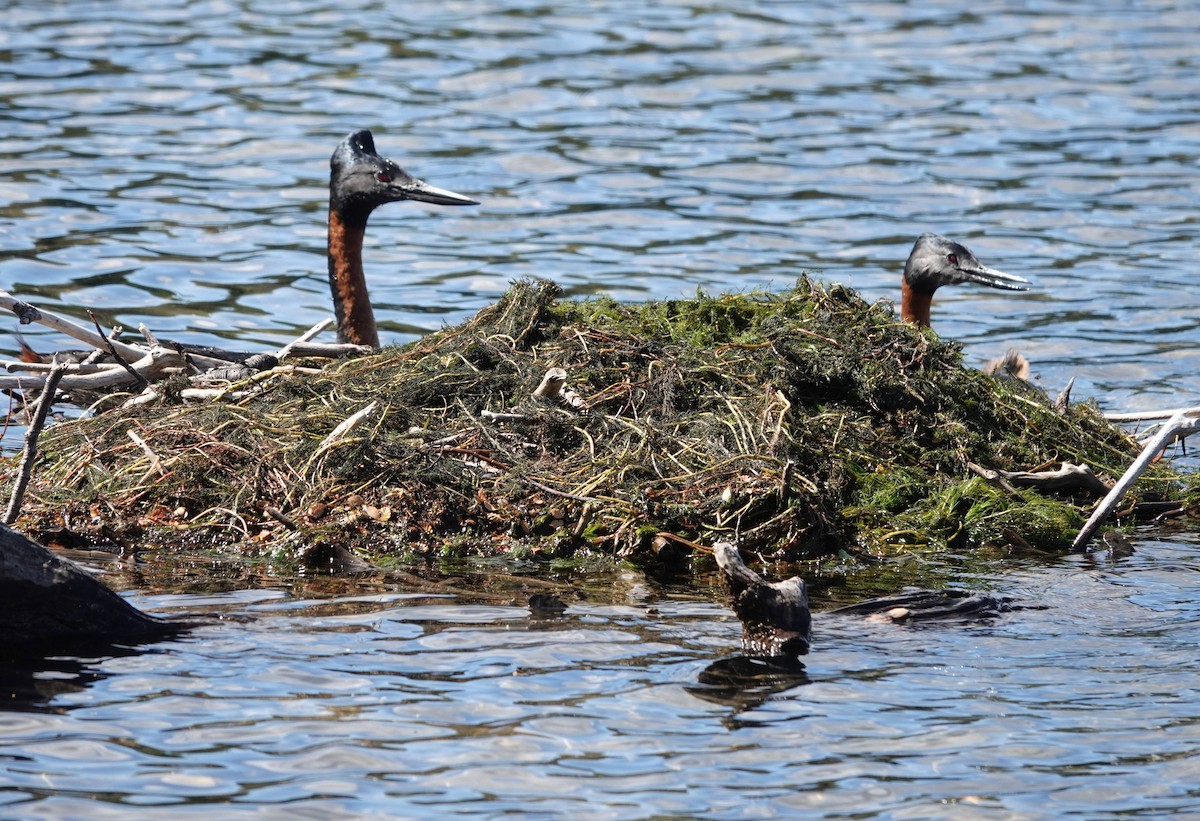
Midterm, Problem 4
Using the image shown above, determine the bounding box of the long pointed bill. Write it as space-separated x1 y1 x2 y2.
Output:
962 264 1030 292
403 178 479 206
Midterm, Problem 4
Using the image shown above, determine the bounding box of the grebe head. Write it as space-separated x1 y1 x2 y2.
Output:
900 233 1029 327
325 130 477 348
330 130 478 226
903 233 1029 294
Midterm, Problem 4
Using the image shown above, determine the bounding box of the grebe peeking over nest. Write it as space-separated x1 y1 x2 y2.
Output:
327 130 478 347
900 233 1029 328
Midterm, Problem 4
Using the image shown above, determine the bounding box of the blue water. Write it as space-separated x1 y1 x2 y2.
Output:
4 537 1200 819
1 0 1199 817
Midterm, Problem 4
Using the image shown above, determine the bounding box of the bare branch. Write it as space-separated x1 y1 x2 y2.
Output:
969 461 1110 498
1106 405 1200 422
0 348 186 392
1073 409 1200 550
0 289 147 362
5 360 67 524
312 401 380 459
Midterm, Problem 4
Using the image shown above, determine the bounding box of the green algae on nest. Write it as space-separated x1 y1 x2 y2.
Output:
8 277 1191 563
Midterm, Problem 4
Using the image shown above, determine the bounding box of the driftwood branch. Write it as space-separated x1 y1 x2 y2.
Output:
0 348 185 392
281 341 373 359
312 401 380 459
1106 405 1200 423
134 324 243 372
4 360 66 524
1 295 373 414
1073 409 1200 550
275 317 371 360
118 364 324 409
4 361 122 375
968 461 1111 498
126 428 165 480
277 319 347 360
0 289 148 362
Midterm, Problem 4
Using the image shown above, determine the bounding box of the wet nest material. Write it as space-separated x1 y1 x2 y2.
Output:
7 278 1192 564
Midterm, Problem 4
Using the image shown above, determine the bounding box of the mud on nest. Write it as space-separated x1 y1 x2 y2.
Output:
7 277 1191 565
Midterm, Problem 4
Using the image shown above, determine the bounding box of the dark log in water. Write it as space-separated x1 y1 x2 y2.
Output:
0 524 181 653
714 541 812 657
826 588 1019 623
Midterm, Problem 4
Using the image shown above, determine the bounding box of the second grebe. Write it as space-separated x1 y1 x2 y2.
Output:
900 233 1029 327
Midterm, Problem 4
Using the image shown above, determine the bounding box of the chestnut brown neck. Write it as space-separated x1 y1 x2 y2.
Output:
327 209 379 347
900 278 933 328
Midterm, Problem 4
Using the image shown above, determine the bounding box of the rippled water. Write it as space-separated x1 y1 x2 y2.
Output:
4 537 1200 819
2 0 1198 407
2 0 1199 817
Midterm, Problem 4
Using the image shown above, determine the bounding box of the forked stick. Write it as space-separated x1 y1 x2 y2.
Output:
1073 409 1200 550
0 289 147 362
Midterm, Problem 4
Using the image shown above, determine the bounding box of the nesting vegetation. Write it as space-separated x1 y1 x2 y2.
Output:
9 277 1193 565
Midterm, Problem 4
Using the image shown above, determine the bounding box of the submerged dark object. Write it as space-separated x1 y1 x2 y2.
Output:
528 593 568 616
714 541 811 657
901 233 1029 327
826 587 1019 624
0 523 182 654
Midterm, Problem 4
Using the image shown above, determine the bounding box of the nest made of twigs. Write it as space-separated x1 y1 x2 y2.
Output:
9 276 1187 565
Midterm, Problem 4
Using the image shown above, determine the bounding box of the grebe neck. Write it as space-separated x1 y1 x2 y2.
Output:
900 278 933 328
327 208 378 347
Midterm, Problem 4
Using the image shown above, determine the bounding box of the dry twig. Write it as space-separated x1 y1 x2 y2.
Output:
4 360 66 524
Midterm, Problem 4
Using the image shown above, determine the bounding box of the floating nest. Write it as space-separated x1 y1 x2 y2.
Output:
7 277 1193 565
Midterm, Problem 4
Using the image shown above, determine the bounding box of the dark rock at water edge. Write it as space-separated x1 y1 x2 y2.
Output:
0 524 183 654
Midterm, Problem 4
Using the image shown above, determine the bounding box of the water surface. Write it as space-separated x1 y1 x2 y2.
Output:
1 0 1197 408
4 537 1200 819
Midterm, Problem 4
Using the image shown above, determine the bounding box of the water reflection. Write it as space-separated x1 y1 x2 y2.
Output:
0 648 133 713
689 655 811 712
1 539 1199 816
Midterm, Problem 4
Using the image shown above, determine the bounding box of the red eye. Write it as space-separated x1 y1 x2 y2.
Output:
947 253 959 267
375 171 392 183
